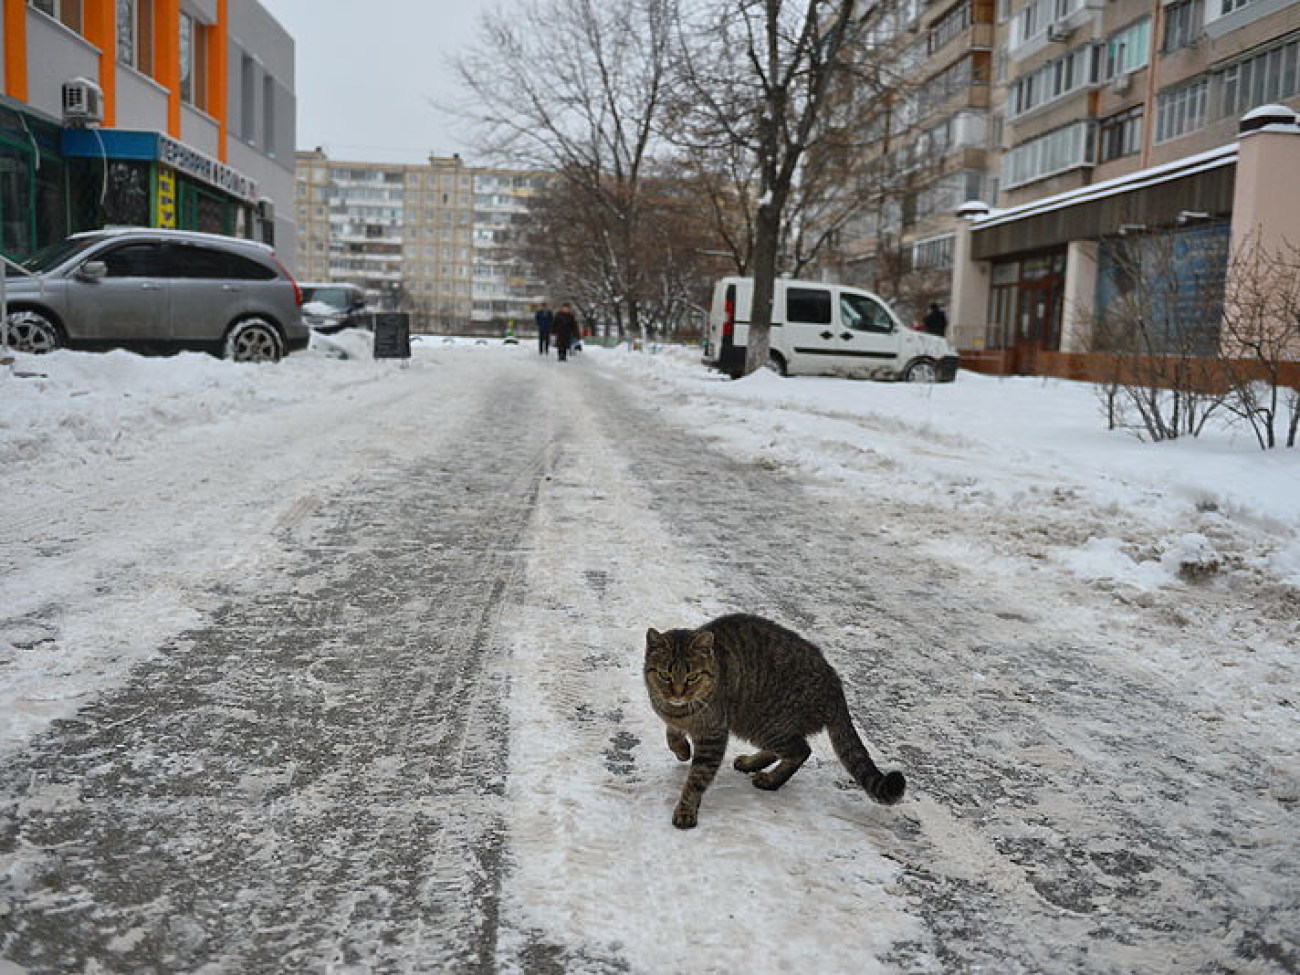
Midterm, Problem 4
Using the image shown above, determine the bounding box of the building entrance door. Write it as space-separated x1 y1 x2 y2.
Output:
1012 253 1065 374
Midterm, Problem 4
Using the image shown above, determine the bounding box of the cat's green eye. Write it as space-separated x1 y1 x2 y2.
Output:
685 674 702 684
657 670 674 682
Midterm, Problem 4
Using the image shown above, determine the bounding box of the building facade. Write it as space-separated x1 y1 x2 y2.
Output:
1 0 295 267
955 0 1300 374
819 0 1300 374
294 150 549 334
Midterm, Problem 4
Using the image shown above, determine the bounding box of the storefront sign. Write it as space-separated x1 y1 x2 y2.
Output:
156 166 177 227
157 135 257 202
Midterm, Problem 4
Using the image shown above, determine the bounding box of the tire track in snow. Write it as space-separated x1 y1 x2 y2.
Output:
0 355 556 973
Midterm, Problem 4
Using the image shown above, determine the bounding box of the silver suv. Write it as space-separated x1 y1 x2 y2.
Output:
1 228 308 362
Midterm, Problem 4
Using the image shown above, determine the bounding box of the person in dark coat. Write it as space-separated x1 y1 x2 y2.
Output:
534 303 554 354
552 303 579 361
923 303 948 337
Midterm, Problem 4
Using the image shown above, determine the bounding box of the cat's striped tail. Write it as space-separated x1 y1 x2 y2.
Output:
827 703 906 805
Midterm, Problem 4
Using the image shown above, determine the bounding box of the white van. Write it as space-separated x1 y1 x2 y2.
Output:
703 277 958 382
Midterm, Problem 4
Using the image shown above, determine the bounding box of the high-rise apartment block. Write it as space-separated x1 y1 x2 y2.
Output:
294 150 548 333
829 0 1300 376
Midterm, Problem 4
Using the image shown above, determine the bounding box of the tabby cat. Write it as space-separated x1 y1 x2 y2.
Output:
644 613 906 829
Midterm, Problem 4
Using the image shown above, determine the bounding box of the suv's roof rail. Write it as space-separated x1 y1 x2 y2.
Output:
73 226 275 252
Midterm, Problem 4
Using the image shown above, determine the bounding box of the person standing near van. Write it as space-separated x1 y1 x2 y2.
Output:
553 303 579 361
535 303 554 354
923 303 948 337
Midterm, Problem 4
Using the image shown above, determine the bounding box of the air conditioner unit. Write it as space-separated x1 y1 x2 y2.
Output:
257 197 275 222
1111 72 1132 94
61 78 104 126
1046 21 1075 42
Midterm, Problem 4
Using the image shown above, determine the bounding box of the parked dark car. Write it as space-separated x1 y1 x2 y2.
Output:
1 227 308 362
301 283 369 334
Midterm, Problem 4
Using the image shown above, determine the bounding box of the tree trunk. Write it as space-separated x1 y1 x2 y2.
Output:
745 201 782 377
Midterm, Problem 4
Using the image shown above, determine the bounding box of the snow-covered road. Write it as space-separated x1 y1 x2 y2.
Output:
1 342 1296 973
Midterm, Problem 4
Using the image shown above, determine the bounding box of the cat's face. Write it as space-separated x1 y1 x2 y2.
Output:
645 628 718 710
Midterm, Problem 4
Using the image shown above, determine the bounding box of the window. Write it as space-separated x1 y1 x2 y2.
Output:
786 288 832 325
912 235 956 271
1098 105 1144 162
1009 44 1099 117
929 1 971 53
101 242 168 277
1155 77 1208 143
30 0 82 33
241 55 257 143
841 292 896 333
1105 18 1151 79
263 75 276 156
1214 37 1300 122
179 12 209 110
1219 0 1255 14
1163 0 1204 52
1003 121 1094 188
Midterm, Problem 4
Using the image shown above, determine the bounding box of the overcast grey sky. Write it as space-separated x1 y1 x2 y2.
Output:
259 1 487 164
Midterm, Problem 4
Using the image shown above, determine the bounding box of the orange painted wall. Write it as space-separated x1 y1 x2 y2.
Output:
82 0 116 126
155 0 181 137
3 0 28 101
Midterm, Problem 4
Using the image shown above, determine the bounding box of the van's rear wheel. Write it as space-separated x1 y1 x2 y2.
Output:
767 352 788 377
904 359 938 383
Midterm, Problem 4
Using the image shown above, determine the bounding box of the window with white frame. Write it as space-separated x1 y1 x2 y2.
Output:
1104 18 1151 79
1162 0 1204 53
1155 77 1208 143
1003 120 1094 188
1008 44 1098 116
179 11 209 110
912 235 955 271
1008 0 1087 49
1213 36 1300 122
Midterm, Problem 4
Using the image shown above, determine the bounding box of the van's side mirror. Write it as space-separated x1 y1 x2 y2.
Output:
78 261 107 281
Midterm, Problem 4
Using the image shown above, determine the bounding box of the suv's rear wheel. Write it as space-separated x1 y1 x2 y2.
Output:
224 318 284 362
3 309 63 354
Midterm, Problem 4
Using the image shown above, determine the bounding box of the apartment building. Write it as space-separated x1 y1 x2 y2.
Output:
819 0 999 325
957 0 1300 374
294 150 549 334
0 0 296 266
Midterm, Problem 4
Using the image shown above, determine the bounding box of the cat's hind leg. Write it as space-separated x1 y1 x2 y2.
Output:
667 727 691 761
733 750 779 773
751 737 811 791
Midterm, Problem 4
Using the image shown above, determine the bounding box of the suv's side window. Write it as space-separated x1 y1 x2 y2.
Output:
100 242 168 278
786 287 832 324
164 244 231 279
841 292 894 334
224 252 277 281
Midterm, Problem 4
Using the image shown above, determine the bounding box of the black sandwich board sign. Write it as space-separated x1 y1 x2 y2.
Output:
372 313 411 359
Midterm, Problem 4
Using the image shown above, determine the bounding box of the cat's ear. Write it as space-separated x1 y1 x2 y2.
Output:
689 630 716 656
646 628 666 649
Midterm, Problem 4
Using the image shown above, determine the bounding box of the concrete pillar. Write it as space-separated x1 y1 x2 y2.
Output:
1060 239 1098 354
1230 105 1300 259
950 201 991 351
1226 105 1300 359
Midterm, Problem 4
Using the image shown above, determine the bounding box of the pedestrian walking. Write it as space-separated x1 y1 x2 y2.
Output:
534 303 554 355
923 303 948 337
553 303 579 362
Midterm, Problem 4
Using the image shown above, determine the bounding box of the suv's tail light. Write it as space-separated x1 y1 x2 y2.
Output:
272 256 303 306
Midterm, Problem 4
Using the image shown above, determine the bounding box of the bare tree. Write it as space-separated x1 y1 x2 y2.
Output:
671 0 867 376
1219 234 1300 449
456 0 678 339
1092 229 1228 442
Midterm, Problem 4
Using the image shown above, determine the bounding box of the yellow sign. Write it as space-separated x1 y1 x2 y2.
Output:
156 167 177 228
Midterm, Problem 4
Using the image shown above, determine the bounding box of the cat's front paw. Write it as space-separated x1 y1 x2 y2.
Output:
672 803 699 829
